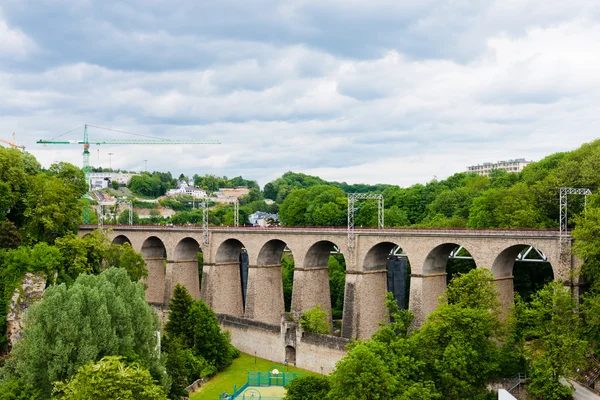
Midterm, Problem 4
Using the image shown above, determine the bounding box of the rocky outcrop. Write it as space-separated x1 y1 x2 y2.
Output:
7 273 46 347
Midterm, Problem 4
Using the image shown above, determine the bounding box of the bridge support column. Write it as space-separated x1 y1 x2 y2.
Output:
291 267 332 323
341 270 387 340
143 257 165 305
164 260 200 303
495 276 514 316
201 262 243 316
409 273 446 326
244 264 285 325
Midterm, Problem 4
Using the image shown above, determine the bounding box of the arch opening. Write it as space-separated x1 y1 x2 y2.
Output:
445 246 477 285
111 235 131 246
363 242 411 310
493 245 555 302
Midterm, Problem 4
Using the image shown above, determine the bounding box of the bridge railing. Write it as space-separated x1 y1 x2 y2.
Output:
80 224 561 236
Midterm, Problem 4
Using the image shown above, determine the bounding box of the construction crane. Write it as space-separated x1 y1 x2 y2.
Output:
37 124 221 222
0 133 26 150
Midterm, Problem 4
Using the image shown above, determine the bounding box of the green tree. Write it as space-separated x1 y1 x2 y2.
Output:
3 268 165 397
0 220 21 249
103 242 148 281
413 269 502 399
118 209 140 225
22 174 83 244
111 180 120 190
165 284 195 348
523 282 587 399
284 375 330 400
0 378 42 400
52 356 167 400
300 304 330 334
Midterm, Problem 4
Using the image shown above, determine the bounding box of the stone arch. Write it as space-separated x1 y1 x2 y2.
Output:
304 240 344 269
216 238 246 263
492 244 555 309
141 236 166 305
165 237 202 302
141 236 166 259
423 243 478 275
173 237 202 261
111 235 131 246
257 239 288 266
363 242 397 271
244 240 288 325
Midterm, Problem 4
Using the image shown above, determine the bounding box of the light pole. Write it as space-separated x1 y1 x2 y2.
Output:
108 152 114 170
144 159 148 172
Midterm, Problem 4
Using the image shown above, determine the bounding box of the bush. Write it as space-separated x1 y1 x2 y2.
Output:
300 305 330 334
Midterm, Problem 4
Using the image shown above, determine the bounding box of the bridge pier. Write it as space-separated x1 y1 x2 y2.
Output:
495 275 514 316
201 262 244 316
291 267 332 324
342 270 387 339
164 260 200 303
409 273 446 326
143 257 165 305
244 264 285 325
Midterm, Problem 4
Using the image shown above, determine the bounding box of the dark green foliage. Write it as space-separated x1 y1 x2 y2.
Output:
0 221 21 249
129 172 175 197
163 284 238 391
284 375 330 400
165 284 195 347
111 180 120 190
328 269 507 399
328 255 345 320
519 282 587 399
282 254 294 312
2 268 165 398
280 185 346 226
118 209 140 225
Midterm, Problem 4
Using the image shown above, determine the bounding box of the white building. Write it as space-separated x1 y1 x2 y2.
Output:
89 172 138 190
248 212 279 227
466 158 531 177
166 180 207 198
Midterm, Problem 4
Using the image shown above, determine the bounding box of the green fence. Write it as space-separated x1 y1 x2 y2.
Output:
221 371 307 399
247 371 305 387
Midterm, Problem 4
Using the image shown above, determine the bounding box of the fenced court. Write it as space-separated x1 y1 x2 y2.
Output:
238 386 286 399
221 370 306 399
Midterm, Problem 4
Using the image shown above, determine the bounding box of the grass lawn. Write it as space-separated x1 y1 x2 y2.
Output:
190 353 317 400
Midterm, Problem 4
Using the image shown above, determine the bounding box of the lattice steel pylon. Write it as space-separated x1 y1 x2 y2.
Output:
202 199 209 245
347 193 384 250
559 187 591 254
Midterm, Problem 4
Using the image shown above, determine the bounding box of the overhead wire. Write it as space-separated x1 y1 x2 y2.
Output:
86 124 172 141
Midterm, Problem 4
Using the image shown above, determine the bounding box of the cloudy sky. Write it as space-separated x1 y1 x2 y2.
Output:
1 1 599 187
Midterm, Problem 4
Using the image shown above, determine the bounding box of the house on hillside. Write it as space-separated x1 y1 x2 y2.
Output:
166 180 207 198
249 212 279 227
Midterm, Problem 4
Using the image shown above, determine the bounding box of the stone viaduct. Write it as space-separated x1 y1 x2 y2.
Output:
80 225 578 372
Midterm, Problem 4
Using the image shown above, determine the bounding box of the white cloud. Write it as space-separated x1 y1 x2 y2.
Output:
1 2 600 187
0 9 36 59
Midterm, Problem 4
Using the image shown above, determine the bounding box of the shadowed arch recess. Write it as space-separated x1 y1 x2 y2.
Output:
111 235 131 246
